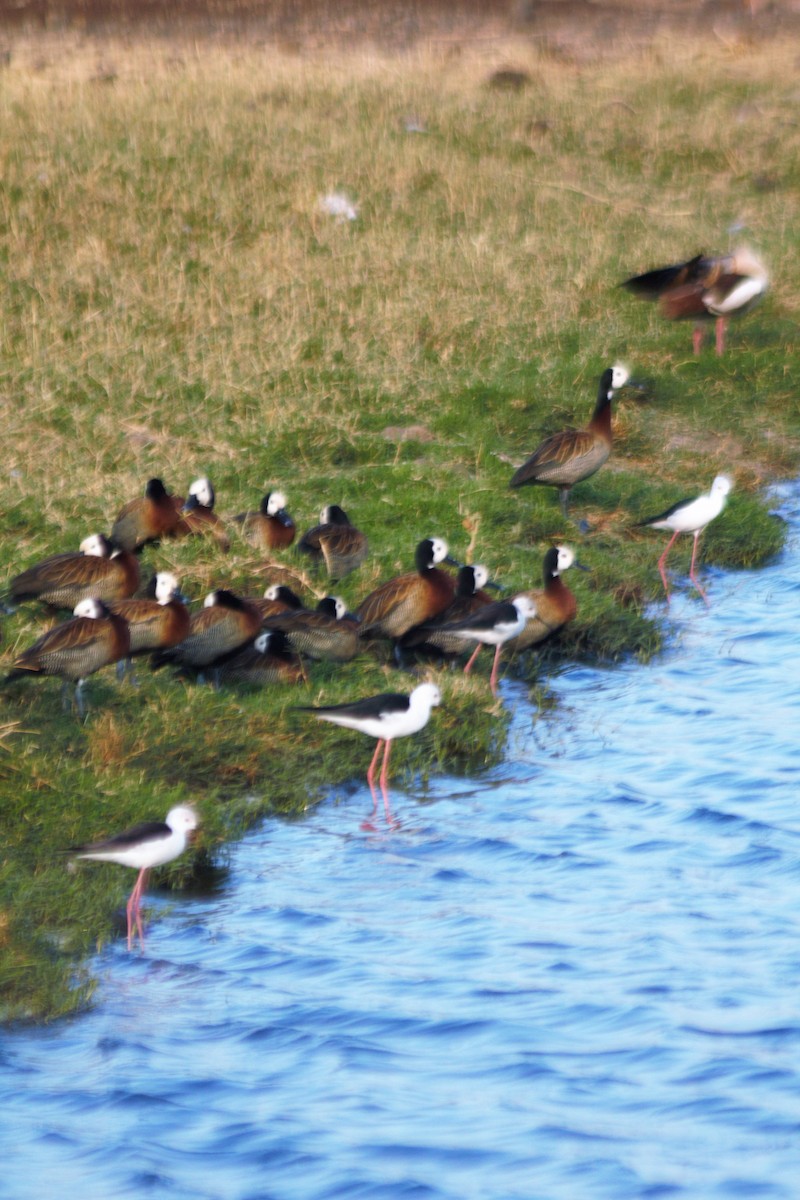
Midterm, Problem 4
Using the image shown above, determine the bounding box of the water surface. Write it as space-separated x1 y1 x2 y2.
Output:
3 484 800 1200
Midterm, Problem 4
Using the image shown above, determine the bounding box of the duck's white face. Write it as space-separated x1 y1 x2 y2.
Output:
189 477 214 507
203 591 220 608
610 363 630 389
166 805 199 834
330 597 347 619
321 505 333 524
472 564 489 590
155 572 180 604
73 598 105 619
429 537 449 565
263 585 282 601
80 534 107 558
555 545 575 572
267 492 287 516
254 632 271 653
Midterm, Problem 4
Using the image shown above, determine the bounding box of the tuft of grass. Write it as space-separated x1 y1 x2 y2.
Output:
0 29 798 1020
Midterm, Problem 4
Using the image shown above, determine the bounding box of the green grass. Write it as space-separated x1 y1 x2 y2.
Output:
0 30 798 1020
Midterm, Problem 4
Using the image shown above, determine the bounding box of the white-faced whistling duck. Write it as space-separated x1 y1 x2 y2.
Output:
636 475 732 606
434 595 538 696
110 571 191 679
261 596 360 663
509 364 631 518
506 545 584 653
111 478 182 553
355 537 459 643
250 584 306 622
621 248 768 355
298 682 442 825
6 597 131 716
150 588 262 682
400 564 500 661
70 805 198 950
215 630 305 687
173 478 231 551
234 491 296 551
7 533 140 610
297 505 369 580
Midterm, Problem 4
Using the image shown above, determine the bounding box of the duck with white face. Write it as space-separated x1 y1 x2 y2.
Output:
234 490 296 552
5 597 131 715
6 532 140 611
509 364 636 518
173 476 230 550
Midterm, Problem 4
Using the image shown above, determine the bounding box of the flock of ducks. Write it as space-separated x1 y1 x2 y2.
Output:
3 245 767 947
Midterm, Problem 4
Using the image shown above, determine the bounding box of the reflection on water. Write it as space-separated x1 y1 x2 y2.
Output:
3 483 800 1200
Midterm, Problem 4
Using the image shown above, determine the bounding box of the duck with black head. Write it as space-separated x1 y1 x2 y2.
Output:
510 364 633 518
112 478 181 552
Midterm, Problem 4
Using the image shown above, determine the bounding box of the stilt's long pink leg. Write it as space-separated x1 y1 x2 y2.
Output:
688 531 709 605
365 739 384 815
692 325 704 355
715 316 727 357
657 530 681 602
126 867 149 950
464 643 482 675
489 645 503 696
379 739 394 820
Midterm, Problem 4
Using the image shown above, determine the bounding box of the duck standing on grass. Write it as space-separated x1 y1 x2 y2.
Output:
505 545 584 654
356 537 460 651
110 570 191 681
4 597 131 716
509 364 631 518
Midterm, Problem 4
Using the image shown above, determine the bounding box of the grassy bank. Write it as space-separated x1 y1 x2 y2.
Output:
0 29 797 1020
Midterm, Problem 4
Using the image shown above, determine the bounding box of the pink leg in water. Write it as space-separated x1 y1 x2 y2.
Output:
715 316 727 357
464 643 482 675
489 645 503 696
379 739 394 820
126 867 150 950
363 738 396 827
657 530 681 602
688 530 709 605
366 738 384 806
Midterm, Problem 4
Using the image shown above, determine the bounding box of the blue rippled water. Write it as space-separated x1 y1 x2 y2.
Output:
3 483 800 1200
